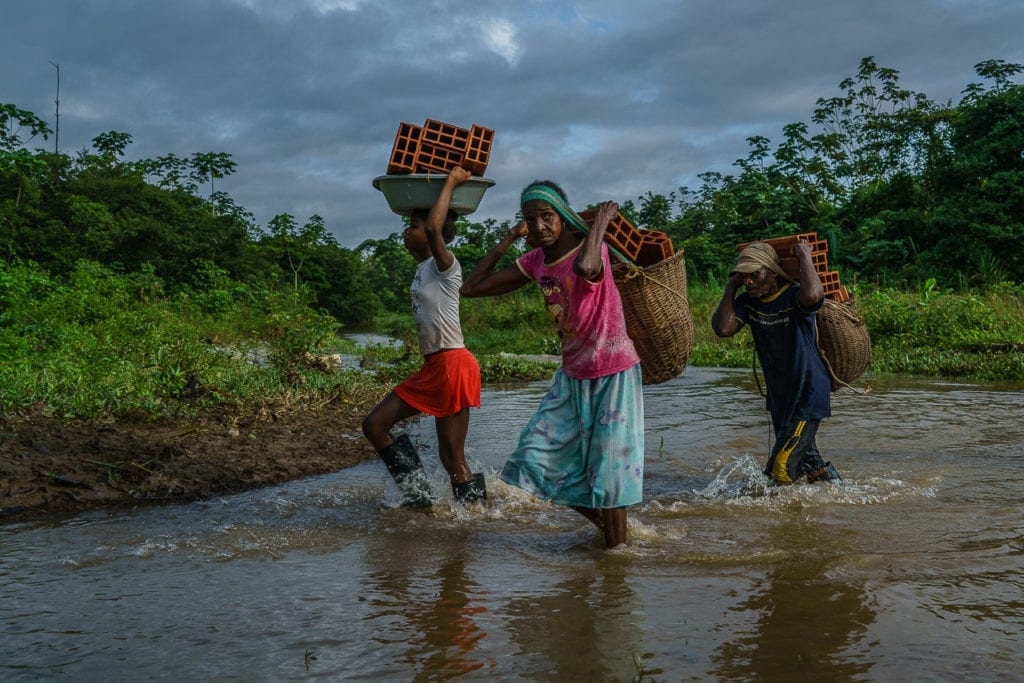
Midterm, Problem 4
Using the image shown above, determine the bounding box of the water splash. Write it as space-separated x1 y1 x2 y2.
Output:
693 455 771 500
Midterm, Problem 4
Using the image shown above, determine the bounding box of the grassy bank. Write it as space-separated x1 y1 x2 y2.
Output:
3 258 1022 422
0 259 384 420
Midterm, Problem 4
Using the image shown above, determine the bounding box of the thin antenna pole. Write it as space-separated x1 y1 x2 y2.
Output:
49 61 60 153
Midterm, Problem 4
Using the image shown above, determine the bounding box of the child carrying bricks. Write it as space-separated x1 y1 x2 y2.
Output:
362 167 485 507
460 180 645 548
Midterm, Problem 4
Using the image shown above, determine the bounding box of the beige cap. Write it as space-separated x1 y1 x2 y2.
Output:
732 242 781 275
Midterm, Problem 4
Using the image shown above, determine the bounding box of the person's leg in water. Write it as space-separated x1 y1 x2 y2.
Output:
362 392 433 507
435 408 486 503
765 419 841 484
571 506 628 548
804 442 842 483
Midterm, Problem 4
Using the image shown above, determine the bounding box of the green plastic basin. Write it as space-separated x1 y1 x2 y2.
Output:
372 174 496 216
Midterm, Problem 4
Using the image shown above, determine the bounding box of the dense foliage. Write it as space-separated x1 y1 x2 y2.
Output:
619 58 1024 289
1 56 1023 419
4 58 1022 320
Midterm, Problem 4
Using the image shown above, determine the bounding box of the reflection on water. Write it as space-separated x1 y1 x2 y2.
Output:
2 367 1024 680
361 530 494 679
710 517 875 681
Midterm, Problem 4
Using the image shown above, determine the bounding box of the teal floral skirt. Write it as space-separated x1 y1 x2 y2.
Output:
500 365 644 509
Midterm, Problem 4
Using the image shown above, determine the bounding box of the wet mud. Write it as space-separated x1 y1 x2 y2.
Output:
0 398 378 521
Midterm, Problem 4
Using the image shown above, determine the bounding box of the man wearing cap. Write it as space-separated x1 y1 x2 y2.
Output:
711 240 841 485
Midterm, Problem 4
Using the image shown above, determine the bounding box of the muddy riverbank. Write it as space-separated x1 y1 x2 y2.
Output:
0 398 379 521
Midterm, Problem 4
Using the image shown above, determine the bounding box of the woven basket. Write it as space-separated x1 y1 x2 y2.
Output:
613 249 694 385
815 298 872 391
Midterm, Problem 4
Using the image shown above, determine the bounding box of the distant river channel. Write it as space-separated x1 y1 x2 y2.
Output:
2 366 1023 680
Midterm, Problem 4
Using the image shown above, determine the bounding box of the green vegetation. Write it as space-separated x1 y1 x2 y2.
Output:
686 277 1024 382
0 258 382 419
1 56 1023 421
856 281 1024 379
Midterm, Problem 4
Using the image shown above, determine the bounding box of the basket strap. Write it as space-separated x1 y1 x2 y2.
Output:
752 347 766 398
618 263 689 303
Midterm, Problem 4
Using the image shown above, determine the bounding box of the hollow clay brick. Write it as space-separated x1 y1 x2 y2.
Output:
635 231 675 267
422 119 470 150
386 122 422 174
777 250 830 280
413 140 465 174
819 270 843 298
828 285 850 303
738 232 819 257
462 125 495 176
577 209 643 263
738 232 832 280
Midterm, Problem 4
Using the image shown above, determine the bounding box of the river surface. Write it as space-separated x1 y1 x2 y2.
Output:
2 367 1023 681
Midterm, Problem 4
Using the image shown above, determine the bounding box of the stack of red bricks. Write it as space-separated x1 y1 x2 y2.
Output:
577 209 675 268
737 232 850 302
386 119 495 176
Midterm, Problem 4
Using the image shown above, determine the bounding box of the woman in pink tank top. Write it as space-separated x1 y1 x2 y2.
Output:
460 180 644 548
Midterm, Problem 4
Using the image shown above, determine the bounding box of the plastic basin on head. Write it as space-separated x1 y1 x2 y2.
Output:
372 174 496 216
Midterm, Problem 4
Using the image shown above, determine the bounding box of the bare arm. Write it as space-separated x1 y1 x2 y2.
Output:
425 167 471 272
711 273 745 338
573 200 616 282
459 220 531 298
794 240 824 309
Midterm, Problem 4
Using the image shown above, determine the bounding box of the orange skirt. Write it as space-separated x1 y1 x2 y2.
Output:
394 348 481 418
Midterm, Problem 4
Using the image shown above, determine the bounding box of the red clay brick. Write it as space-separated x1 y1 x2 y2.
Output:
635 231 675 267
463 124 494 176
828 285 850 302
778 250 829 280
738 232 817 252
735 233 852 299
578 209 643 263
820 270 843 298
413 140 465 174
422 119 470 151
386 122 422 174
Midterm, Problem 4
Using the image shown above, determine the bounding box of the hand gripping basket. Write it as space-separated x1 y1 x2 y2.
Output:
612 249 694 385
815 298 872 391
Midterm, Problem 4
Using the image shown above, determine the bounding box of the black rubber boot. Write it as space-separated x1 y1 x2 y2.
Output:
452 472 487 504
377 434 433 508
807 461 842 483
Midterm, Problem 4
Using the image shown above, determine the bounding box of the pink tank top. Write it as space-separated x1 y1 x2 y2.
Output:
517 242 639 380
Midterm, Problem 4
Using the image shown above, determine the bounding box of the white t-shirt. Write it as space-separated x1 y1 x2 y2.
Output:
410 256 466 356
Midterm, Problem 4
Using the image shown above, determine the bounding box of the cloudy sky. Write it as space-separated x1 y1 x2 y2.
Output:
3 0 1022 247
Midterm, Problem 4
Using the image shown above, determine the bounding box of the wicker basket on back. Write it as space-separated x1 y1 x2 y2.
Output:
613 249 694 385
815 298 872 391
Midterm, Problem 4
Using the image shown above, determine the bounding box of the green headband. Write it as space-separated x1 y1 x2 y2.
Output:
520 184 630 263
520 185 590 235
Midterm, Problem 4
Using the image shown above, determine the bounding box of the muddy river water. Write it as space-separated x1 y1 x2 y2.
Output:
2 367 1022 680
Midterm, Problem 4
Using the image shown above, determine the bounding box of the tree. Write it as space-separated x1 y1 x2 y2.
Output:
266 213 337 293
0 104 52 209
931 73 1024 282
91 131 133 163
450 217 521 273
357 233 416 313
800 57 947 203
961 59 1024 103
140 153 194 193
189 151 237 196
310 246 381 325
0 103 50 151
